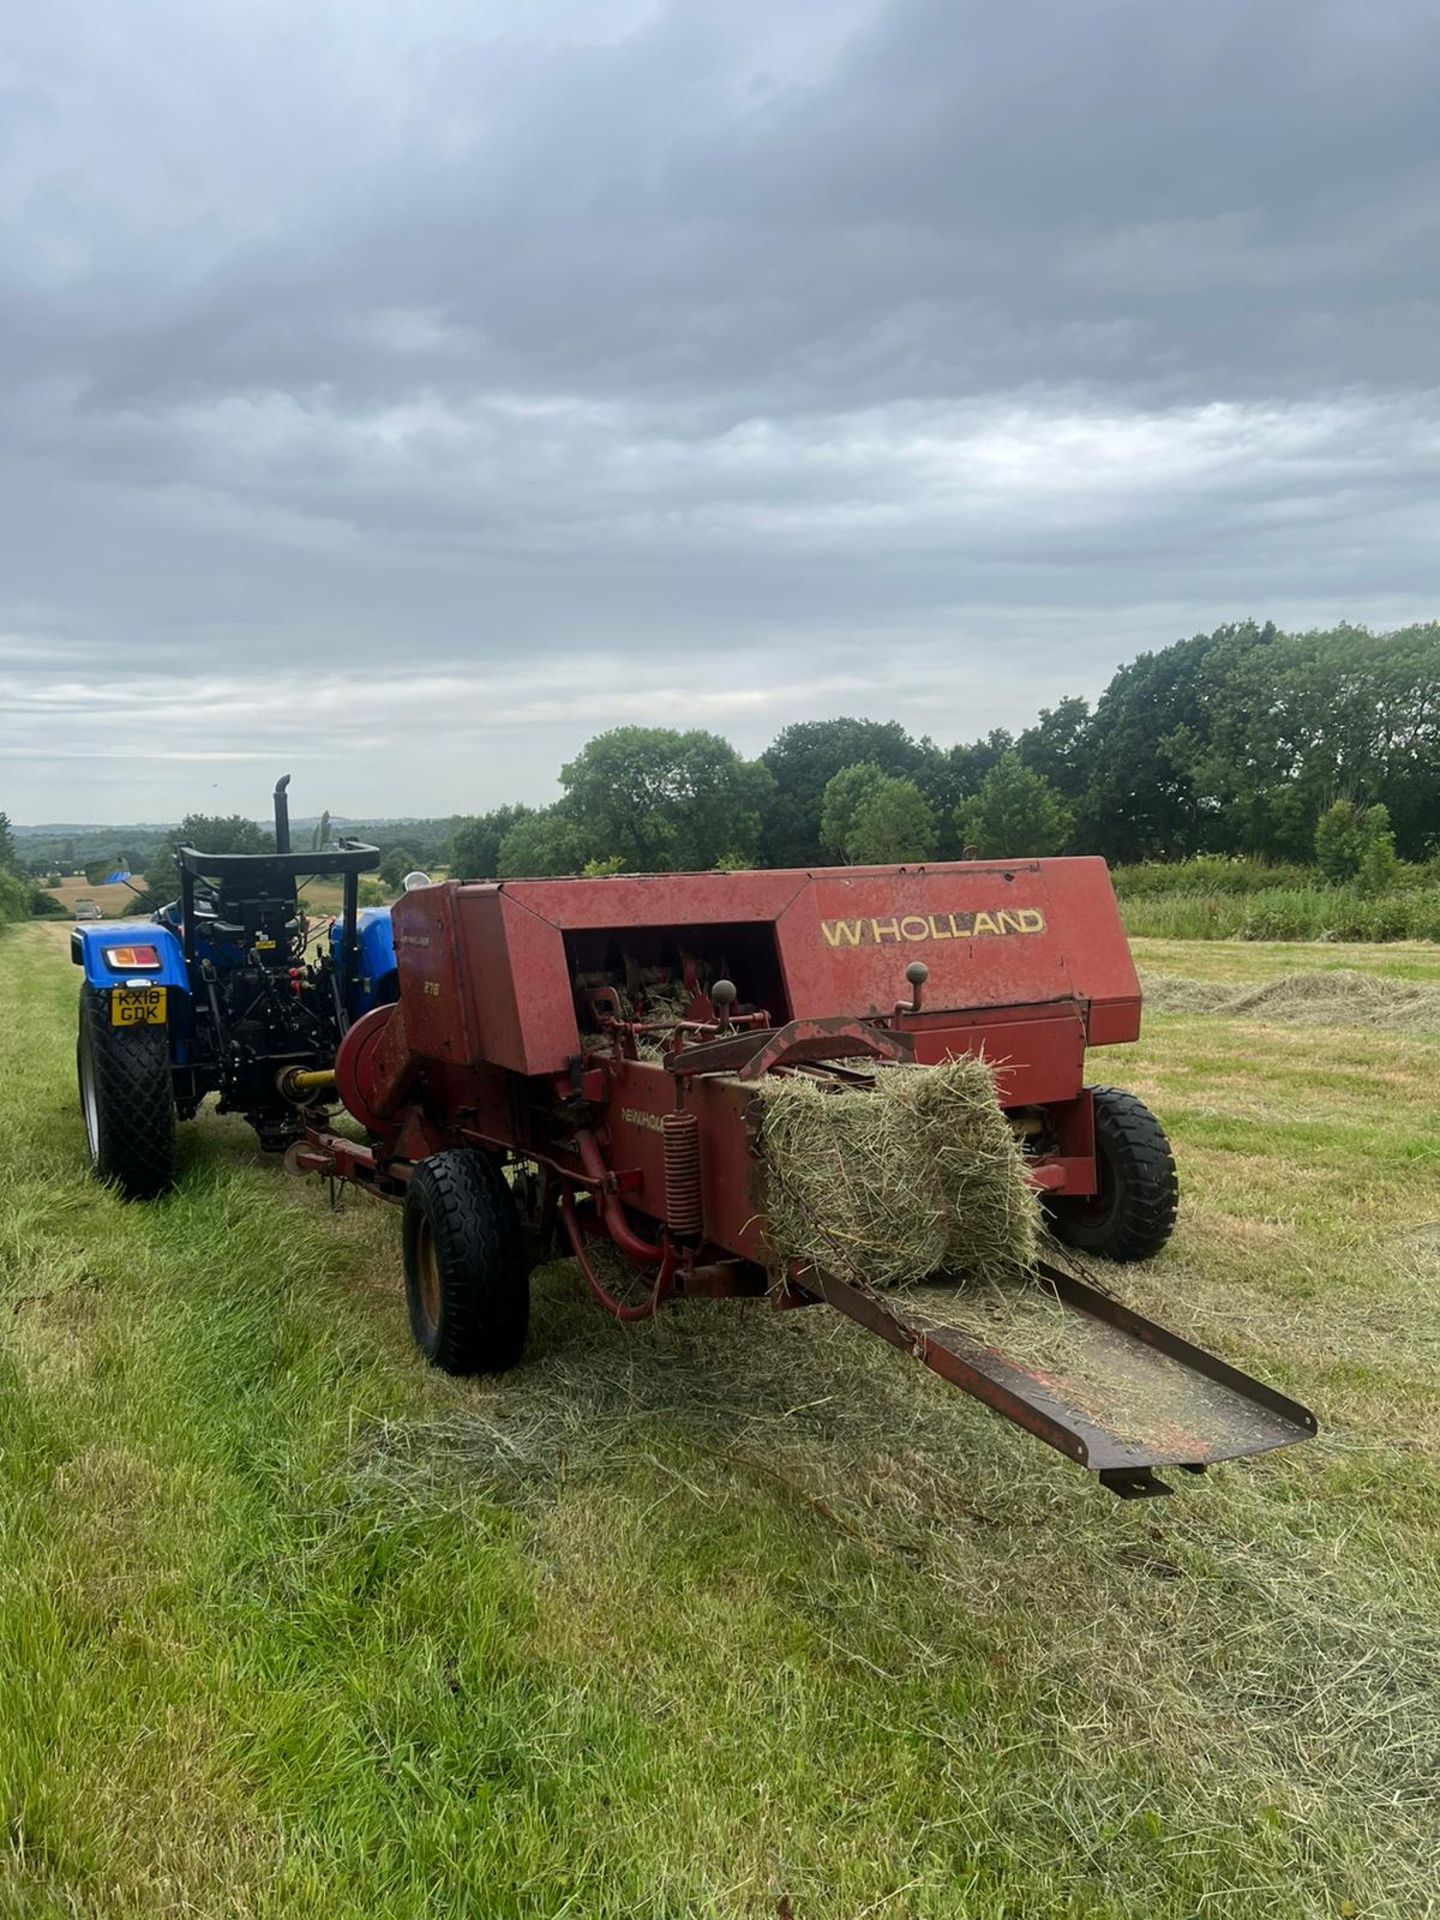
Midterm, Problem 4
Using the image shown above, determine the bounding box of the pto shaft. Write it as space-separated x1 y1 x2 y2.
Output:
277 1065 337 1103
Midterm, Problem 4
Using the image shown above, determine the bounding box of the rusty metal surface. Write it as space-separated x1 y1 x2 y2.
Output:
665 1015 913 1079
807 1261 1316 1489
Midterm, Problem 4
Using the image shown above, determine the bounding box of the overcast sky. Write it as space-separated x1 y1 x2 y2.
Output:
4 0 1438 823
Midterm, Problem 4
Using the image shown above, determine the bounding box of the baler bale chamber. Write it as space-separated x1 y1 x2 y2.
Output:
296 860 1316 1499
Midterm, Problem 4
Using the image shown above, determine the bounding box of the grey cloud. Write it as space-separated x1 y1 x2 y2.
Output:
2 0 1438 819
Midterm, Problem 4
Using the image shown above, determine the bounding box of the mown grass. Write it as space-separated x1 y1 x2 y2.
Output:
1131 936 1440 987
2 923 1438 1918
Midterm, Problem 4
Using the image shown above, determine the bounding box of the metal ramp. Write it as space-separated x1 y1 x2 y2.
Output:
808 1260 1317 1496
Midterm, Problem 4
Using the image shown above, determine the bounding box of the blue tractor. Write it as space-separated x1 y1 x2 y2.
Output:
72 778 402 1198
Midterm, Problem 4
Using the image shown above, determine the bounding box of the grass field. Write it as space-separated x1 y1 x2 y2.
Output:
39 875 142 918
1120 887 1440 943
1132 935 1440 986
2 923 1438 1918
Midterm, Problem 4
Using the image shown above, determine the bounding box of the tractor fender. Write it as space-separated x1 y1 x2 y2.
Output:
70 921 190 994
331 907 398 1015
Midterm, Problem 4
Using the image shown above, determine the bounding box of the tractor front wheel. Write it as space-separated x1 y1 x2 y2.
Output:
1048 1086 1178 1262
402 1150 530 1375
76 987 177 1200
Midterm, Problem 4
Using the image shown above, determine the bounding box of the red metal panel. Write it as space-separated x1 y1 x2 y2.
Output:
909 1009 1086 1106
1034 858 1141 1044
388 885 482 1066
498 869 807 932
597 1063 669 1213
593 1061 771 1265
775 863 1073 1022
690 1072 771 1264
452 889 578 1075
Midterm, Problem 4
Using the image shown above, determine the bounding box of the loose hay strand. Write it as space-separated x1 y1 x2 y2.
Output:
753 1057 1040 1289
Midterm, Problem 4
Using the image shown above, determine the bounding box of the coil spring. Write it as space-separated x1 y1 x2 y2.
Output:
662 1109 702 1236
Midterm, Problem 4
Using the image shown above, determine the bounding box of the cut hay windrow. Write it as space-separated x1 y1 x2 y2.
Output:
753 1057 1040 1290
1140 968 1440 1032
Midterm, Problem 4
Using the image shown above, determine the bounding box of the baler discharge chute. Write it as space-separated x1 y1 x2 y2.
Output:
811 1263 1315 1498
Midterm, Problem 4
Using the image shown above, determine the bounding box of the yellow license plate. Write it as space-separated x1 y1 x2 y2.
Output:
111 985 167 1027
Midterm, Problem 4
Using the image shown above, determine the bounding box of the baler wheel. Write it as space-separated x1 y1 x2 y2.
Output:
402 1150 530 1375
1048 1086 1178 1263
76 986 176 1201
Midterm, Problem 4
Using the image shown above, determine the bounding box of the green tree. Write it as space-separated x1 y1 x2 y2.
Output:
821 766 937 863
848 777 938 864
1072 619 1440 864
946 728 1014 804
310 810 333 852
1017 697 1092 803
1357 804 1400 893
0 811 16 874
1315 798 1401 891
144 813 271 901
450 805 534 880
496 806 588 879
958 751 1073 859
760 719 928 867
819 764 888 859
560 728 772 871
1074 626 1257 860
378 847 418 891
1314 800 1367 882
0 869 30 925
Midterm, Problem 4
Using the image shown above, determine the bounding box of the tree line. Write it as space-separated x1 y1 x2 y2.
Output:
449 621 1439 880
0 814 70 923
6 620 1436 913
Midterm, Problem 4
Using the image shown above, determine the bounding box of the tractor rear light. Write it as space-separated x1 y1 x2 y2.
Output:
104 944 161 970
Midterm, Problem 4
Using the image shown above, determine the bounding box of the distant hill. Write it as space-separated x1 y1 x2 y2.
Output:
11 814 460 876
14 814 456 836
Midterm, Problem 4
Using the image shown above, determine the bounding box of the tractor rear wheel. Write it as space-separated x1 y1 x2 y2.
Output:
1048 1086 1178 1262
76 986 177 1200
402 1150 530 1375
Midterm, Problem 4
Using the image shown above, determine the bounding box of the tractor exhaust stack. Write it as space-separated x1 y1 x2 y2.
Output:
273 774 292 854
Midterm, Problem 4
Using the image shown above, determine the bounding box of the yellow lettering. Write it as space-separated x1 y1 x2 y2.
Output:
818 904 1045 950
821 918 864 948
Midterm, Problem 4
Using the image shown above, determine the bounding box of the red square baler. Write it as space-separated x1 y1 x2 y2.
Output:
298 858 1315 1498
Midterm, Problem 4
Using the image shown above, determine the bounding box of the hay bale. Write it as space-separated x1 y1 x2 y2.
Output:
753 1058 1040 1290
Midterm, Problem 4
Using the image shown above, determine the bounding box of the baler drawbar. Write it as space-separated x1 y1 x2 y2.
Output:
294 860 1316 1498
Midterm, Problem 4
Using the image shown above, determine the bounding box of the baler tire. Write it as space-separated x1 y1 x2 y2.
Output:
1048 1086 1178 1263
76 986 177 1200
403 1150 530 1376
